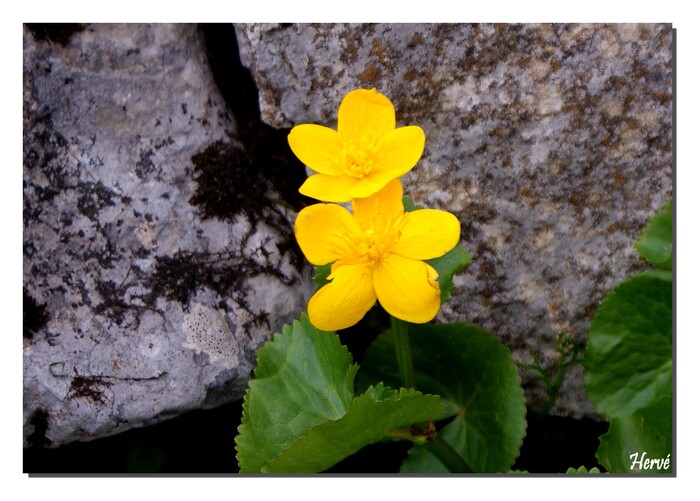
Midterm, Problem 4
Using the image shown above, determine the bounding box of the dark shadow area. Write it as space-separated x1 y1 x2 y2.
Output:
25 24 87 46
512 412 609 473
24 401 607 474
24 401 243 474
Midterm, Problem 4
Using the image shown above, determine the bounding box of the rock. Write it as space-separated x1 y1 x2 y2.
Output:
23 24 309 447
236 23 673 418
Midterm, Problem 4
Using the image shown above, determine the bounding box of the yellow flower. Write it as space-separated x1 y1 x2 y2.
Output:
288 88 425 203
294 180 460 331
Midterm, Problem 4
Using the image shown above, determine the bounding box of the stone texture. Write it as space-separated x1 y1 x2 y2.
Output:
23 24 309 447
236 23 673 418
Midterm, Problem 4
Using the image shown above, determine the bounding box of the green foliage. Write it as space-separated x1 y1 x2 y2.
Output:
585 200 673 474
312 263 332 291
519 332 581 415
236 315 355 472
426 246 473 303
402 195 422 212
634 199 672 270
235 315 444 473
584 272 672 418
596 396 672 474
566 465 601 474
263 384 444 473
358 322 527 473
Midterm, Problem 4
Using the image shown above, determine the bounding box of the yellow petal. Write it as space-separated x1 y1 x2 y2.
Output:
347 175 396 200
338 88 395 142
372 125 425 179
373 254 441 324
294 203 359 265
308 264 377 331
288 124 342 175
393 209 461 260
352 179 404 223
299 173 360 203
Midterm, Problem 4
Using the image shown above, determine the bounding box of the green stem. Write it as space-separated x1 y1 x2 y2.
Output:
385 428 429 445
391 316 415 389
426 435 474 473
389 315 473 473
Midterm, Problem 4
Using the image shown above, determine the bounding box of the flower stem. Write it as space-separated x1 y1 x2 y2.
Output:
390 315 473 474
425 435 474 473
391 316 415 389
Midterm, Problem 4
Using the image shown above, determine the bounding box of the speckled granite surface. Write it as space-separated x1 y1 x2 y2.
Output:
237 23 673 417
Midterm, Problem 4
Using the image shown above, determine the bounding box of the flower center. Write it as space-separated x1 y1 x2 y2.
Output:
343 135 380 178
357 229 388 266
350 213 405 268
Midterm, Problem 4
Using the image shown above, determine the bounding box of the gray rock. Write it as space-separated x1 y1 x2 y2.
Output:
23 24 309 447
236 23 673 418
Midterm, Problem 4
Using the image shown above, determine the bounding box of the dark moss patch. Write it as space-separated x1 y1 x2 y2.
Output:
26 23 87 46
190 141 272 223
191 24 312 278
68 373 113 405
198 24 311 213
93 278 142 328
27 408 52 448
23 289 49 340
188 139 305 273
149 247 298 313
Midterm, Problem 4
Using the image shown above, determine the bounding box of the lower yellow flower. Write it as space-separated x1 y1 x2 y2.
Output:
294 180 460 331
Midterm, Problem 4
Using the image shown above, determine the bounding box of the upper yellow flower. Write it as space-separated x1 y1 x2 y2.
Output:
294 180 460 331
288 88 426 203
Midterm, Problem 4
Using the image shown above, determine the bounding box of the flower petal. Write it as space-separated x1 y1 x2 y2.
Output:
308 264 377 331
299 173 360 203
288 124 342 175
295 203 359 265
352 179 404 222
373 254 441 324
393 209 461 260
372 125 425 179
347 175 396 200
338 88 395 142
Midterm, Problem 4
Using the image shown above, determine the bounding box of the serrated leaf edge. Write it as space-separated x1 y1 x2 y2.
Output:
260 385 444 473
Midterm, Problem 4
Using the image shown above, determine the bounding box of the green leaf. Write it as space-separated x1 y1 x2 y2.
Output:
236 314 444 473
585 272 672 418
357 322 527 473
596 395 673 474
635 199 672 270
402 195 423 212
236 314 356 473
426 246 473 303
312 263 332 291
263 385 444 473
566 465 602 474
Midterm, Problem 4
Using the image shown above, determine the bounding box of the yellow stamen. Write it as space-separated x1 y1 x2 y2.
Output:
343 135 379 178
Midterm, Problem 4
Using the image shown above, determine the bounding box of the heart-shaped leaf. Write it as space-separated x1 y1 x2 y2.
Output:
357 322 527 473
585 272 672 418
236 314 444 473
